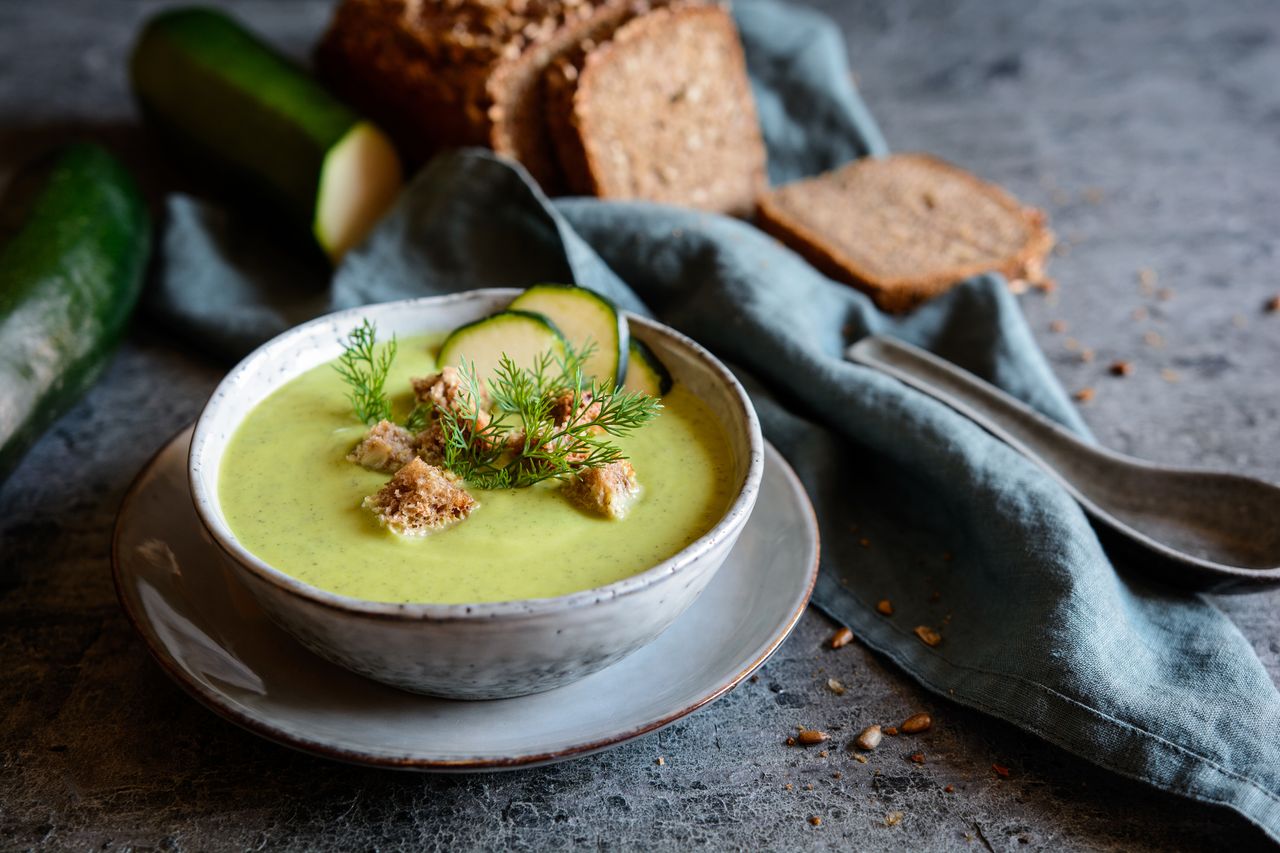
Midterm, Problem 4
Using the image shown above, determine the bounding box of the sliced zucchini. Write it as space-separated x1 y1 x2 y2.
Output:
436 310 566 388
508 284 628 387
623 337 674 397
130 7 402 261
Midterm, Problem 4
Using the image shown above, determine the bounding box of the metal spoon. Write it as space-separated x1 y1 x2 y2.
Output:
847 335 1280 592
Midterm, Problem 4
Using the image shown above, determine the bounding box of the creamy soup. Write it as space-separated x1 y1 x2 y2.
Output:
218 335 736 604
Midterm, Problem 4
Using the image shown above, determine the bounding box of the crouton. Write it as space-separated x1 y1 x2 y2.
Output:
416 422 448 467
362 457 476 536
346 420 418 473
411 366 489 415
549 389 603 427
563 460 640 519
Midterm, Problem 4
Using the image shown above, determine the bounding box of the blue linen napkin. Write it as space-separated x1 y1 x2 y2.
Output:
146 0 1280 839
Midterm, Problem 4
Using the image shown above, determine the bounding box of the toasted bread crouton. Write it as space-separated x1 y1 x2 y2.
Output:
412 366 489 416
549 389 603 427
362 457 476 536
347 420 417 473
564 460 640 519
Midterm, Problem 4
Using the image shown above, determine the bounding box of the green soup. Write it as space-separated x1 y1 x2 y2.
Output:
218 336 736 604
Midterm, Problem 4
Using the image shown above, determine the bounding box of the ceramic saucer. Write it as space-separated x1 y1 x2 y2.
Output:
112 426 819 770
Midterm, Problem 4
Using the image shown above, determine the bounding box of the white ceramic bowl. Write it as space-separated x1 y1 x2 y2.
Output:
188 289 763 700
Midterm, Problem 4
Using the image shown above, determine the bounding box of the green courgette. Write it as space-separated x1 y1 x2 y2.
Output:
0 144 151 481
623 337 674 397
508 284 629 388
437 311 567 387
130 7 402 261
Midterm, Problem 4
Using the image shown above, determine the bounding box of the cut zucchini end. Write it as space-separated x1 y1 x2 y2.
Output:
314 122 403 262
508 284 628 388
624 337 674 397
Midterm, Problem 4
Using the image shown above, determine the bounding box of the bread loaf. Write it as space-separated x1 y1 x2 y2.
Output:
756 154 1055 311
316 0 662 191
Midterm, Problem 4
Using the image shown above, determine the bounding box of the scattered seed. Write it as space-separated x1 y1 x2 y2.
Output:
809 816 822 826
855 725 883 751
900 712 933 734
819 750 829 758
655 756 665 766
1131 306 1148 321
1079 348 1095 363
797 729 830 746
876 599 894 616
992 763 1011 778
1138 268 1158 294
786 736 797 746
854 754 868 764
1049 320 1068 334
833 771 843 779
883 726 899 737
830 627 854 649
750 674 759 683
1072 388 1095 403
1108 360 1133 377
1266 295 1280 313
885 811 904 827
1064 336 1080 351
805 783 814 791
914 625 943 647
827 678 846 695
1143 330 1165 348
944 784 955 793
785 783 793 791
1161 369 1181 383
909 753 926 764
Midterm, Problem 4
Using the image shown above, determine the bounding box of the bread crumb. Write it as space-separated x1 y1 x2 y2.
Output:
655 756 665 766
1131 306 1148 322
1265 295 1280 313
876 599 894 616
1073 388 1095 403
944 784 955 793
830 627 854 649
1048 320 1068 334
1138 267 1158 294
362 457 476 536
884 811 904 827
883 726 899 737
859 537 871 548
563 460 640 519
411 366 489 414
1157 287 1175 301
909 753 926 764
827 678 846 695
809 816 822 826
1108 360 1133 377
992 763 1011 778
1143 330 1165 348
1161 369 1181 383
854 753 868 764
1079 348 1095 363
913 625 943 647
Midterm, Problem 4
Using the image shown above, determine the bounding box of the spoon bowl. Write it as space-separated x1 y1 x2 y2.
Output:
848 336 1280 592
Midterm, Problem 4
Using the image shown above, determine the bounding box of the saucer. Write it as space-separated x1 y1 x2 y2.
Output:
112 426 819 770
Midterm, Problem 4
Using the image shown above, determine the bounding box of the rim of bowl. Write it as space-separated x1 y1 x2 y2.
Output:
188 289 764 622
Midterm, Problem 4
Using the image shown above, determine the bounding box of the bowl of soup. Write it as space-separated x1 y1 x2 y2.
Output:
188 289 763 699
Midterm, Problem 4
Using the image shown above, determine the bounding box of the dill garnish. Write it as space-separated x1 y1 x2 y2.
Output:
441 344 661 490
334 319 396 425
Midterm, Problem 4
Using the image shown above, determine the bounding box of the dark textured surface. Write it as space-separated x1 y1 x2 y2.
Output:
2 0 1278 849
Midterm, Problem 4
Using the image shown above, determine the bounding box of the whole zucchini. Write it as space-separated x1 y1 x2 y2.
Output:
0 144 151 481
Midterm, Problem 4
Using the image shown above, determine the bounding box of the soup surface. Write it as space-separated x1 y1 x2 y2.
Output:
219 335 736 603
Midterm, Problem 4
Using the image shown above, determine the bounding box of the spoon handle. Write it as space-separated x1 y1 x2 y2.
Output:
846 335 1099 482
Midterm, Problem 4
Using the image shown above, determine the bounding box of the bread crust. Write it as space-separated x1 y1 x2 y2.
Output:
756 153 1055 312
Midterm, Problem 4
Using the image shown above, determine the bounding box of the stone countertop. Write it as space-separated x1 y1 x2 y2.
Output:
2 0 1277 849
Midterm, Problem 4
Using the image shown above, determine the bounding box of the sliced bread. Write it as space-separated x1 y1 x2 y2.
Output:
315 0 663 191
756 154 1055 312
546 5 766 216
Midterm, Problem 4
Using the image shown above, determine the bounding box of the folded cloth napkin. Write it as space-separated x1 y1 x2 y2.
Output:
147 0 1280 839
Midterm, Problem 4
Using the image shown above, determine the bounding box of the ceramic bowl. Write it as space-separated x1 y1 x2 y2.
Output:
188 289 763 700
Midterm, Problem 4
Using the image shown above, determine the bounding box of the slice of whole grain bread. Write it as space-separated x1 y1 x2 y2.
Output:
315 0 665 192
547 5 766 216
756 154 1055 312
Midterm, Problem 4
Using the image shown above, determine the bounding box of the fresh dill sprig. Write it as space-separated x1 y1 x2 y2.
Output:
442 344 661 490
402 403 432 434
334 319 396 425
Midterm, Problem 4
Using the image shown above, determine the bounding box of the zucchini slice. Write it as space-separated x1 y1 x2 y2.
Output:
130 8 402 261
437 311 567 388
623 337 674 398
508 284 628 387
